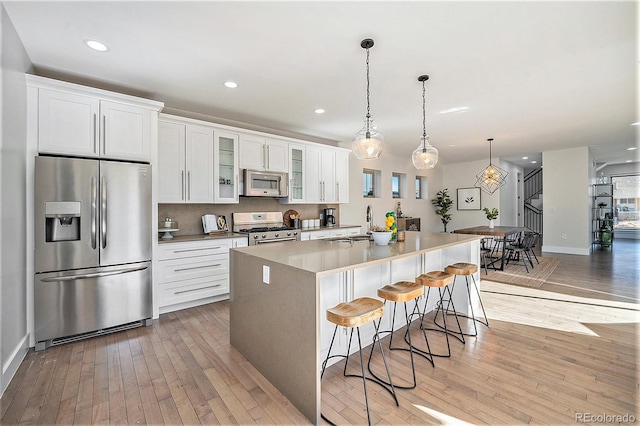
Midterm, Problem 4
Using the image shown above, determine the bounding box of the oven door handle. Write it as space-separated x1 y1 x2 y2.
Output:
254 237 297 245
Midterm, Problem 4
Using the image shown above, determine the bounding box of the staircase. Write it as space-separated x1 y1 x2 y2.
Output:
523 168 543 234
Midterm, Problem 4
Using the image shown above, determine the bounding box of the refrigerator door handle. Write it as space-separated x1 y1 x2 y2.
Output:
101 176 107 249
40 265 149 282
91 176 97 249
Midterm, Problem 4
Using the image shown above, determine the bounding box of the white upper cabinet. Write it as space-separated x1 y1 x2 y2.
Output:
29 75 162 162
239 135 288 172
304 145 349 203
158 119 214 204
100 100 151 161
281 143 305 204
213 130 239 203
334 150 350 204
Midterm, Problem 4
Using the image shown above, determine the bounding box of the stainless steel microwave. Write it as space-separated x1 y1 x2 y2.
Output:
243 169 289 197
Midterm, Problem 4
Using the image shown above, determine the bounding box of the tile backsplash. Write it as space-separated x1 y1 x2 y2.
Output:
159 199 339 236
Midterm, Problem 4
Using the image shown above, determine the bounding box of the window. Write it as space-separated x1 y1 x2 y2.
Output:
363 169 376 197
392 172 406 198
416 176 428 199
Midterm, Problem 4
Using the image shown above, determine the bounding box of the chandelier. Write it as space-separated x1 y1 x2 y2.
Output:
412 74 438 169
475 138 508 194
352 38 383 160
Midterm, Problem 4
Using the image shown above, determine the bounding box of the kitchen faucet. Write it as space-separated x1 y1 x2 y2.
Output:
366 205 373 234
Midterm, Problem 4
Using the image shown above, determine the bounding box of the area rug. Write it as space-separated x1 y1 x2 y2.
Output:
481 256 561 288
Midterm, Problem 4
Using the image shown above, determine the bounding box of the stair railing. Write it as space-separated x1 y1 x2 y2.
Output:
523 168 543 234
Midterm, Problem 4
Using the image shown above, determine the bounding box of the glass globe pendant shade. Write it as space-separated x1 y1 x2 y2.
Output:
352 116 384 160
412 135 438 169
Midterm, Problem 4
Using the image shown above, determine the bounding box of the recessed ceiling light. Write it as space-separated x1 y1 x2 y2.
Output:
522 156 529 160
631 122 639 126
84 39 109 52
224 81 238 89
449 144 456 147
530 160 537 164
627 147 637 151
314 108 325 114
439 106 469 114
626 160 632 163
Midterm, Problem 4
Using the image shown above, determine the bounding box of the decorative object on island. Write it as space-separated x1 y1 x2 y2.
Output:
371 231 392 245
456 187 481 210
431 188 453 232
483 207 499 228
385 211 397 240
412 74 439 169
475 138 508 194
352 38 384 160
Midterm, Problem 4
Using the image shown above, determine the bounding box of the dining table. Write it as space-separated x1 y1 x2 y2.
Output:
453 225 527 271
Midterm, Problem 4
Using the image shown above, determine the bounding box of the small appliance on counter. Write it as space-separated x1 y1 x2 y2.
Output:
159 217 179 239
323 208 336 227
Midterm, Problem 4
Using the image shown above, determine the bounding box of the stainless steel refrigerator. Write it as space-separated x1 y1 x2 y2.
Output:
34 155 152 350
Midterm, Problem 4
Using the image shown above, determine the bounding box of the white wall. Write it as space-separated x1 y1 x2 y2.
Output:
340 150 445 233
0 4 31 396
499 160 524 227
542 146 591 255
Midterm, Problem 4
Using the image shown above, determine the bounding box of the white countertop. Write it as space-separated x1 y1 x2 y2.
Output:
232 232 482 275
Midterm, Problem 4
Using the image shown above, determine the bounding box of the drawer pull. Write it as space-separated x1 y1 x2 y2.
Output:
173 247 222 253
175 283 222 295
174 263 222 272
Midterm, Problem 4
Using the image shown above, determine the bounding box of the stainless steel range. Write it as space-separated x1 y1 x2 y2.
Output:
233 212 301 245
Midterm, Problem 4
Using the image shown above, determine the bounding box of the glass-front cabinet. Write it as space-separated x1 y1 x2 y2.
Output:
214 130 239 203
288 144 305 203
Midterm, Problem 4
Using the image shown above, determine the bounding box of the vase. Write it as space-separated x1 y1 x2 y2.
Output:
489 219 495 229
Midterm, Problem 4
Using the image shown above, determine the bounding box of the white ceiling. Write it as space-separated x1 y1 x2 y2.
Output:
3 1 638 167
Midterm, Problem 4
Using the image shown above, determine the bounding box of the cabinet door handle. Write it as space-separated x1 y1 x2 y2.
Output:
175 283 222 295
93 113 98 154
102 115 106 155
266 144 270 169
174 263 222 272
336 182 340 202
173 247 221 253
181 171 185 201
187 171 191 200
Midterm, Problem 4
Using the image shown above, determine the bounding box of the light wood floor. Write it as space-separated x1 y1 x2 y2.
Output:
2 240 638 425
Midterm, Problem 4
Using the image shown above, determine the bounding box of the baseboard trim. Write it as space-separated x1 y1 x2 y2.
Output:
1 334 29 397
542 245 591 256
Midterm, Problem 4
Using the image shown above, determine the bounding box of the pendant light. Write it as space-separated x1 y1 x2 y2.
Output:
352 38 383 160
412 75 438 169
475 138 508 194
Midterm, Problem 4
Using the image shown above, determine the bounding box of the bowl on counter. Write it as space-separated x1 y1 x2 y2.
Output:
371 231 392 245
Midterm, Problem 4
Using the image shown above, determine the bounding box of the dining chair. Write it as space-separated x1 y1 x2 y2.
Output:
505 232 536 272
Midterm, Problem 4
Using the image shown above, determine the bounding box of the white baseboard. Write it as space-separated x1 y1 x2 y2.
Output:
1 334 29 398
542 245 590 256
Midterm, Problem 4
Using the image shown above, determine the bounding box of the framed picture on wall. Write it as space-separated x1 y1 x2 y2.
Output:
457 187 481 210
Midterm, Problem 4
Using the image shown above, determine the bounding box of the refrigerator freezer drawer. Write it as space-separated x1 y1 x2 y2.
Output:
35 261 152 344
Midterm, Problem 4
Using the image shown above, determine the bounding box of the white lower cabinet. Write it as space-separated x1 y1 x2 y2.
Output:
156 237 247 313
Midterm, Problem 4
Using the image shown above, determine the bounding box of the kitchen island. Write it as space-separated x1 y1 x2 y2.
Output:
229 232 482 424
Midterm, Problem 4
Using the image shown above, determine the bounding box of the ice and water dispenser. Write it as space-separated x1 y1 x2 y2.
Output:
45 201 81 242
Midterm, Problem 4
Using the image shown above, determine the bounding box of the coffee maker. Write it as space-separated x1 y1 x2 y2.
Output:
323 208 336 227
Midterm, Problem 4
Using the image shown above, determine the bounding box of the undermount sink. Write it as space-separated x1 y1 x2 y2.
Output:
328 235 372 243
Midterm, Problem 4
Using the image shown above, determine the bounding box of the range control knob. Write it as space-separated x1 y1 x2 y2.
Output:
274 233 280 238
253 235 259 240
287 232 292 236
262 234 267 239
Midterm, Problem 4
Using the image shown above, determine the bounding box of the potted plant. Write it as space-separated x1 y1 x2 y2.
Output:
431 189 453 232
483 207 499 228
600 212 613 247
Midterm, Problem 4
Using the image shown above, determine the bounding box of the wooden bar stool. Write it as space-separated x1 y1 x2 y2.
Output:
321 297 398 425
441 262 489 337
367 280 432 390
414 271 465 358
